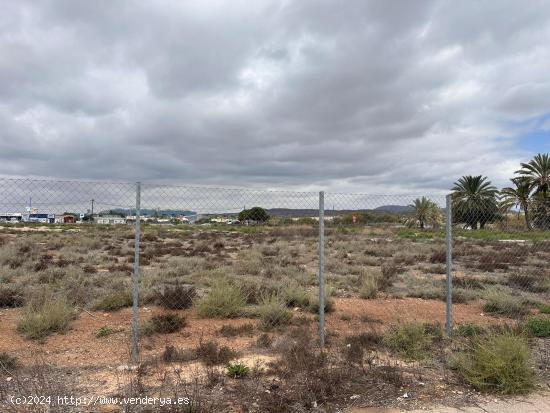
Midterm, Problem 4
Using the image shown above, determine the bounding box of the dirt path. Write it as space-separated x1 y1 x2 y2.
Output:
346 392 550 413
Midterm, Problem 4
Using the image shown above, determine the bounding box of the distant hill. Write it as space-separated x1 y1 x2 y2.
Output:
266 206 411 217
373 205 413 214
104 208 197 217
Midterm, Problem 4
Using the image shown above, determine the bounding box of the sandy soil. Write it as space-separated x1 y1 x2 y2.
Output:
347 391 550 413
0 297 508 368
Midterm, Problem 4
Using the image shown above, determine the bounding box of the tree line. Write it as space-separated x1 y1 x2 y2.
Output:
409 153 550 230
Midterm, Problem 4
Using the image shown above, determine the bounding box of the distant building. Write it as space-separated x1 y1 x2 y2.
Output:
94 215 127 225
26 213 55 224
55 214 76 224
0 213 23 223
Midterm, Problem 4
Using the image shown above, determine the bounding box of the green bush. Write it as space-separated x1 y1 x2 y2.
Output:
96 326 115 338
94 292 132 311
453 333 535 394
196 280 246 318
17 291 74 340
383 323 438 360
524 317 550 337
456 324 485 337
227 362 250 378
538 303 550 314
257 294 292 330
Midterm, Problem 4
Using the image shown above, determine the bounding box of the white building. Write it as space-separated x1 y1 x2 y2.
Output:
95 215 127 225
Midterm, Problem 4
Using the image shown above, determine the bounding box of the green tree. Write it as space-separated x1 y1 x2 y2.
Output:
452 175 499 229
238 207 269 223
516 154 550 229
407 197 441 229
500 177 534 230
516 153 550 198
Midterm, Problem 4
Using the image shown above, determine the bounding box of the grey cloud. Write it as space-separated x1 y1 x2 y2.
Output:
1 0 549 193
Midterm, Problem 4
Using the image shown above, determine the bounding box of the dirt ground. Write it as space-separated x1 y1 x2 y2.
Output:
347 391 550 413
0 297 506 369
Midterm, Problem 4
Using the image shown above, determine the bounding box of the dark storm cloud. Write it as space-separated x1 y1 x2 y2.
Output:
1 0 550 193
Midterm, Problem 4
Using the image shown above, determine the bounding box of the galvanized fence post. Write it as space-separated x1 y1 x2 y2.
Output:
445 193 453 336
318 191 325 347
131 182 141 364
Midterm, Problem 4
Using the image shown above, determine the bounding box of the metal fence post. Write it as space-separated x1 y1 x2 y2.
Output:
131 182 141 364
318 191 325 348
445 193 453 336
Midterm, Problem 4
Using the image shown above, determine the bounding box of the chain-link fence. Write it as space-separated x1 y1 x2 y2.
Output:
0 178 548 372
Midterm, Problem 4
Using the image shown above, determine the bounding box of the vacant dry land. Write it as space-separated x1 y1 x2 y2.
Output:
0 222 548 412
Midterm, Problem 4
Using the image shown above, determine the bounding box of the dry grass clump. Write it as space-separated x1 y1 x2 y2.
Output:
359 273 378 299
382 322 441 360
94 291 133 311
219 323 255 337
482 287 529 317
452 333 535 394
508 271 549 293
17 289 74 340
257 294 292 330
196 280 246 318
282 281 311 308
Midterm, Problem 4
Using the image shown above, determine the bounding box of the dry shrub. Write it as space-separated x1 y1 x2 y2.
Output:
255 327 402 412
196 341 238 366
508 271 549 293
150 313 186 334
161 345 196 363
82 264 97 274
474 254 509 272
157 284 196 309
378 263 403 291
429 250 446 263
0 285 24 308
219 323 255 337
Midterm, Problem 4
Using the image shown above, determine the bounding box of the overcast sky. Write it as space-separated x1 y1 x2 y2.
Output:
1 0 550 194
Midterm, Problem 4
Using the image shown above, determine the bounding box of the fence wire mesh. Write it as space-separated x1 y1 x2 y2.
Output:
0 178 548 391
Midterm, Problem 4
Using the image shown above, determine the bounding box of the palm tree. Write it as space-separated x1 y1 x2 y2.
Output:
407 197 441 229
516 153 550 198
452 175 499 229
500 177 534 230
